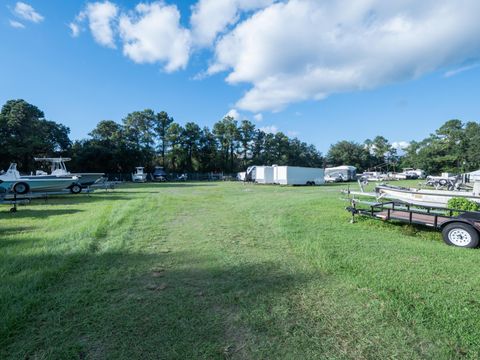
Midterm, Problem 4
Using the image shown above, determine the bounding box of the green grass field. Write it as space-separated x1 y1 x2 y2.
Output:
1 181 480 359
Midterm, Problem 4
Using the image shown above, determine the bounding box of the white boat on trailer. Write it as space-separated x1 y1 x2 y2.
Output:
375 184 480 208
0 163 80 195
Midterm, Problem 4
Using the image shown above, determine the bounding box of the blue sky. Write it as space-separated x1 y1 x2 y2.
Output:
1 0 480 153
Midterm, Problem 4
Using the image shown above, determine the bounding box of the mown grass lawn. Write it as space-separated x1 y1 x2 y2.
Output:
1 181 479 359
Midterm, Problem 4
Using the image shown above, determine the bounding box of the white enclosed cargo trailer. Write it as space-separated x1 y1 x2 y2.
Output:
255 166 274 184
273 166 325 185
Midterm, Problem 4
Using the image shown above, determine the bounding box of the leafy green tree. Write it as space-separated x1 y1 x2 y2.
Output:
238 120 256 168
122 110 157 169
166 123 185 171
213 116 240 172
198 127 219 172
327 141 370 171
182 122 202 171
0 99 71 171
155 111 174 166
465 122 480 171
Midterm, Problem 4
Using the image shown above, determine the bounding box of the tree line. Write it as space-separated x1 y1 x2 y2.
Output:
326 119 480 174
0 99 323 174
1 99 478 175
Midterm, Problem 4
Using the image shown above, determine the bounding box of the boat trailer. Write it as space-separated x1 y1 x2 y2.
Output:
346 199 480 248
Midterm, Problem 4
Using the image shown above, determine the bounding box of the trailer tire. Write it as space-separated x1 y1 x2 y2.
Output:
13 182 29 195
70 183 82 194
442 223 479 248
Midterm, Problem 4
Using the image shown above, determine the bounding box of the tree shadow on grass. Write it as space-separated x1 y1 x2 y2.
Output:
0 226 35 235
0 238 39 249
0 208 83 219
0 250 314 360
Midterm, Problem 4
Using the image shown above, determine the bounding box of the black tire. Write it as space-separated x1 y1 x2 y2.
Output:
70 183 82 194
13 182 29 195
442 223 479 248
439 179 448 186
10 207 17 213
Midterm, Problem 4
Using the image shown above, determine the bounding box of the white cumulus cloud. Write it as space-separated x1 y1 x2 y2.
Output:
210 0 480 112
73 1 119 48
119 2 191 72
13 2 43 23
260 125 278 134
225 109 240 120
190 0 274 47
69 22 81 37
69 0 480 113
9 20 25 29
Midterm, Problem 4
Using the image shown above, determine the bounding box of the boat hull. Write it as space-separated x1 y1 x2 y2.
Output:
377 185 480 208
0 176 78 193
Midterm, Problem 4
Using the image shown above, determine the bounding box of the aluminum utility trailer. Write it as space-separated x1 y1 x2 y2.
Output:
346 199 480 248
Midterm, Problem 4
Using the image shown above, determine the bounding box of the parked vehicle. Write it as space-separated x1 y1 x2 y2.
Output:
0 163 80 194
358 171 389 182
153 166 168 182
325 166 356 182
132 167 148 182
403 168 426 179
273 166 324 185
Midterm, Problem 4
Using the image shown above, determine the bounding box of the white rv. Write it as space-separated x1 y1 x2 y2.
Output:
273 166 325 185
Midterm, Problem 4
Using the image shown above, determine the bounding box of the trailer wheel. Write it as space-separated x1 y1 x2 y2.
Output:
13 182 29 195
70 183 83 194
442 223 479 248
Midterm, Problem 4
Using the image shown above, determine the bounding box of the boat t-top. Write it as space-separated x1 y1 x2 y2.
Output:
34 157 104 187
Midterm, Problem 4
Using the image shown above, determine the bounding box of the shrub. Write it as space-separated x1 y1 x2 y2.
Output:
447 197 480 213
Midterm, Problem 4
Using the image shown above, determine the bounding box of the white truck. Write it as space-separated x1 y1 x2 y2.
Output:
273 166 325 185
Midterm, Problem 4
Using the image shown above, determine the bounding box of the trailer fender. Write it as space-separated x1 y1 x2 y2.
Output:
440 219 480 233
